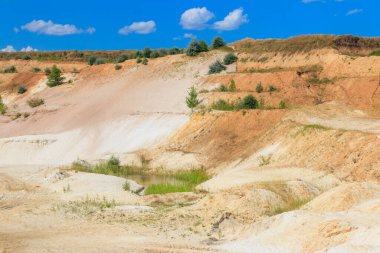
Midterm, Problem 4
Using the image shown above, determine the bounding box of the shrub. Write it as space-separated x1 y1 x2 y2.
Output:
17 85 27 94
229 79 236 92
88 55 96 65
186 39 201 56
199 40 209 52
186 86 201 112
238 95 258 109
27 98 44 108
208 60 226 74
107 156 120 167
136 57 142 63
268 85 278 93
23 55 31 60
44 67 51 75
151 51 160 58
217 84 228 92
3 66 17 73
211 99 235 111
0 96 5 114
116 54 128 63
143 47 152 58
32 67 41 73
47 65 63 87
142 58 148 65
123 181 130 191
94 58 105 65
115 64 122 70
279 100 286 109
223 53 238 65
369 49 380 56
256 82 264 93
212 36 226 49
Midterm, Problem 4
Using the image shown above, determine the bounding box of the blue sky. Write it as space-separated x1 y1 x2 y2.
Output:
1 0 379 52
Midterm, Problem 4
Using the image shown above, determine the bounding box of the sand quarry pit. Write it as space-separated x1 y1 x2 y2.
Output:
1 37 380 252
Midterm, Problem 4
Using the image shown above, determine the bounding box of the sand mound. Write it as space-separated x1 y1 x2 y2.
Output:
305 182 380 212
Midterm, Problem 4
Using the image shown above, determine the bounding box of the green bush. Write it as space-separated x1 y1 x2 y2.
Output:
199 40 209 52
279 100 286 109
44 67 51 75
186 39 201 56
94 58 105 65
208 60 226 74
212 36 226 49
142 58 148 65
17 85 27 94
211 99 235 111
0 96 5 115
268 85 278 93
223 53 238 65
107 156 120 167
136 57 142 63
47 65 63 87
27 98 44 108
32 67 41 73
116 54 128 63
151 51 160 58
238 95 258 109
3 66 17 73
143 47 152 58
114 64 122 70
229 79 236 92
256 82 264 93
88 55 96 65
217 84 228 92
369 50 380 56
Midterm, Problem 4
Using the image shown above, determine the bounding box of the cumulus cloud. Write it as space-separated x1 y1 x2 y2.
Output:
118 21 156 35
213 8 248 31
346 9 363 15
1 45 16 52
20 46 38 52
21 20 95 35
173 33 196 41
180 7 214 30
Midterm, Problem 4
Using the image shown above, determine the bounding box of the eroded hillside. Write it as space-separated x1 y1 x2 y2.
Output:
1 35 380 253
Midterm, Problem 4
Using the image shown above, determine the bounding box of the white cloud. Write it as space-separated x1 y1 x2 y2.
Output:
21 20 95 35
180 7 214 30
213 8 248 31
346 9 363 15
173 33 196 41
86 27 96 34
1 45 16 52
118 21 156 35
20 46 38 52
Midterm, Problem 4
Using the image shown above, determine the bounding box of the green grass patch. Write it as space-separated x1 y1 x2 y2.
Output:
270 199 311 216
296 124 331 136
145 169 210 195
369 49 380 56
244 67 284 73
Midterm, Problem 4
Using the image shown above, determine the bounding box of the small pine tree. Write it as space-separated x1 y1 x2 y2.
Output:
198 40 209 52
186 86 201 112
186 39 201 56
241 95 258 109
229 79 236 92
256 82 264 93
47 65 64 87
212 36 226 49
279 100 286 109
